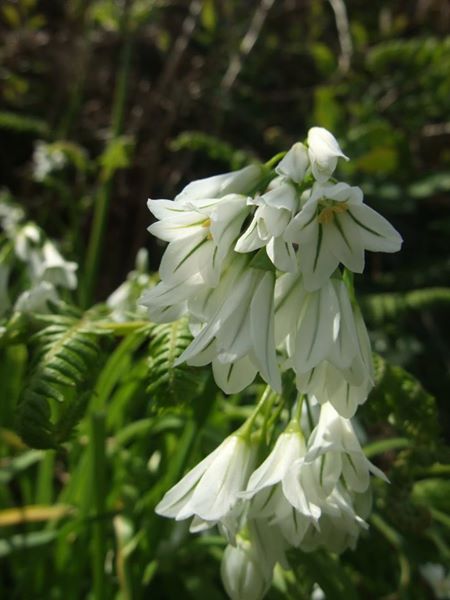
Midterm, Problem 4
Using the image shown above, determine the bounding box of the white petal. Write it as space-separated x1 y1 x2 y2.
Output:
212 356 258 394
267 237 297 272
250 271 282 392
276 142 309 183
347 204 403 253
325 213 365 273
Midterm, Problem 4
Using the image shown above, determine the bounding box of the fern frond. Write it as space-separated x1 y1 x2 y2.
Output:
147 319 204 408
17 315 106 449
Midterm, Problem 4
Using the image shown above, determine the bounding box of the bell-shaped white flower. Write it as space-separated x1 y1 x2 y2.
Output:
14 281 59 313
305 402 388 496
155 433 257 529
30 240 78 289
276 142 309 183
299 484 369 553
307 127 348 183
235 179 298 272
284 181 403 291
148 193 250 288
174 164 263 203
242 421 320 546
176 255 282 393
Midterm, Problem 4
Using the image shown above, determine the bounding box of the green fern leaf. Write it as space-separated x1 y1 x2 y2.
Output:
17 316 105 449
147 319 205 408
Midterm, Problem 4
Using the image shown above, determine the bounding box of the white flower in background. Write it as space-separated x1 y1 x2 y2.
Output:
175 255 282 393
29 240 78 289
155 433 257 531
107 249 151 322
14 281 59 313
305 402 388 496
174 164 263 203
420 563 450 599
243 420 320 546
32 141 66 182
307 127 348 183
14 223 42 261
285 181 403 291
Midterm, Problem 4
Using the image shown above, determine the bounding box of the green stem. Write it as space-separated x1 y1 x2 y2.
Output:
81 4 134 307
264 151 286 169
238 385 275 439
90 412 107 600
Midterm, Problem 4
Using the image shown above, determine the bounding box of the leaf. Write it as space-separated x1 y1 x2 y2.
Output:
0 504 75 527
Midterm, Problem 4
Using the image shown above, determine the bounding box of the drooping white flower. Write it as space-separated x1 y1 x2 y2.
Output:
155 433 257 530
221 534 271 600
243 421 321 547
235 179 298 272
305 402 388 496
29 240 78 289
14 281 59 313
174 164 263 204
284 181 403 291
299 484 369 553
307 127 348 183
175 255 282 393
148 193 250 288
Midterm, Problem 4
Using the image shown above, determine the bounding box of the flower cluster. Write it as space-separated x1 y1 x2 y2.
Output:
143 127 402 599
0 198 77 316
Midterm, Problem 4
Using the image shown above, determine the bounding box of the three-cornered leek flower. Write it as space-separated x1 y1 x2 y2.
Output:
155 433 257 532
284 181 403 291
305 402 388 496
242 421 321 547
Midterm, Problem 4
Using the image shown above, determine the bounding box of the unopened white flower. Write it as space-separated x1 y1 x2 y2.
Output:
307 127 348 183
284 181 403 291
276 142 309 183
221 535 271 600
243 421 321 547
305 402 388 496
174 164 263 203
155 433 257 529
14 224 41 261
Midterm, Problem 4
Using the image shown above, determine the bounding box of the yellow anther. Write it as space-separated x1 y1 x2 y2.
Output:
202 218 211 228
317 202 348 224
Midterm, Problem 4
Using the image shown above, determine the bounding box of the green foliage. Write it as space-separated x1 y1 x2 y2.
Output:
170 131 252 170
17 313 106 449
147 319 205 408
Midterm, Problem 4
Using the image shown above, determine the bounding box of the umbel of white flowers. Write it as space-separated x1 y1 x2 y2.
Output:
142 127 402 599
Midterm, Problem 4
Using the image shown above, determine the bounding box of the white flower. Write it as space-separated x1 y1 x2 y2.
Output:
174 164 263 203
284 181 403 291
14 281 59 313
14 224 41 261
307 127 348 183
32 141 66 182
221 536 271 600
175 255 282 393
300 484 369 553
30 240 78 289
148 193 250 288
155 433 257 529
305 402 388 496
235 179 298 272
276 142 309 183
420 563 450 599
243 422 321 547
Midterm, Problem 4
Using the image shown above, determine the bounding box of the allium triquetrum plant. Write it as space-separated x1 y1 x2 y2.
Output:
142 127 402 598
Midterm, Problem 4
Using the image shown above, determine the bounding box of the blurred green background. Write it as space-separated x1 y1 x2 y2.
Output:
1 0 450 598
